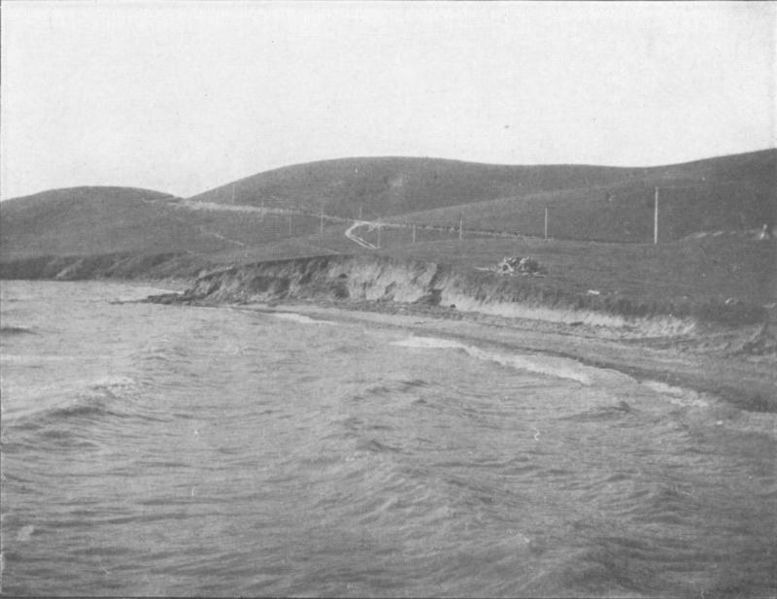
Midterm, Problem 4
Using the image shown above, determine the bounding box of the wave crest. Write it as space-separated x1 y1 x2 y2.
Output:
392 336 593 384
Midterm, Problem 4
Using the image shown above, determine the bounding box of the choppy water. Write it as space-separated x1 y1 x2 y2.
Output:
1 280 775 597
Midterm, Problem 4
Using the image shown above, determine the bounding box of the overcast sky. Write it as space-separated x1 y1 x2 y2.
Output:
1 1 774 199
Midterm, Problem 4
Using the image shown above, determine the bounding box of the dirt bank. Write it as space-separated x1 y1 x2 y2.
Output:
156 253 767 332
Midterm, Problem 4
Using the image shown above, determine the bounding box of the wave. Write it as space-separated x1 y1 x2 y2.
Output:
393 336 725 411
7 376 143 427
392 336 593 385
642 381 710 408
44 397 117 422
562 401 637 422
270 312 335 325
0 325 36 336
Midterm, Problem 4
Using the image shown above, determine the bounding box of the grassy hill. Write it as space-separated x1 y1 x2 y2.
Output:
429 150 774 243
189 156 637 219
191 150 776 243
0 186 233 260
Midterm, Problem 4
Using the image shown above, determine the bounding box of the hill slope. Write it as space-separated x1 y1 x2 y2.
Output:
189 156 639 219
0 187 233 260
190 150 776 243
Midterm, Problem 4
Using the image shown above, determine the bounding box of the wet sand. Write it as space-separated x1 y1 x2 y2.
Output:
232 298 777 413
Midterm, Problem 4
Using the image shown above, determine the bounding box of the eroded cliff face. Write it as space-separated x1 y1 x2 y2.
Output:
172 255 701 336
181 255 440 303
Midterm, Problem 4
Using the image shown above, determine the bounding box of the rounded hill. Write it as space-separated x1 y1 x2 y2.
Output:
0 186 232 259
188 156 638 219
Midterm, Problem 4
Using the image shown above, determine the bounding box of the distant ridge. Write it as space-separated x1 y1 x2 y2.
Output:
189 149 776 242
1 150 774 261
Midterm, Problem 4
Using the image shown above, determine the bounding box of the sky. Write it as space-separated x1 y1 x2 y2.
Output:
1 1 774 199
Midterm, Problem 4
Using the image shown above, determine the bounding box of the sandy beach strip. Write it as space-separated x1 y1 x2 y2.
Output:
232 299 777 412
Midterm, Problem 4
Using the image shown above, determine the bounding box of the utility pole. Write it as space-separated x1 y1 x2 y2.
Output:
653 187 659 245
544 207 549 240
320 207 324 235
288 213 292 236
359 206 363 220
412 224 416 244
458 215 463 240
377 224 381 249
231 184 236 204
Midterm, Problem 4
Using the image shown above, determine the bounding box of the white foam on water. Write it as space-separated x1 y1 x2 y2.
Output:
643 380 710 408
392 337 464 350
17 525 35 542
392 336 592 385
270 312 335 325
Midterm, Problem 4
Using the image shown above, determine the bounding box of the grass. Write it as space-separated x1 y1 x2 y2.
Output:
188 156 637 219
387 176 774 244
382 235 777 307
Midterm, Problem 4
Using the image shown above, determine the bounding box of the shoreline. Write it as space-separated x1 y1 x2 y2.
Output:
216 297 777 413
3 250 774 411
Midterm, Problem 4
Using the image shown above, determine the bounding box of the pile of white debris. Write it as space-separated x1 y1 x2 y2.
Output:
476 256 547 276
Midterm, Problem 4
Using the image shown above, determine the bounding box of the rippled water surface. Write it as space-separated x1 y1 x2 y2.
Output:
1 281 775 597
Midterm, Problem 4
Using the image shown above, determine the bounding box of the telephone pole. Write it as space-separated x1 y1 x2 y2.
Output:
653 187 659 245
458 215 463 240
544 207 548 240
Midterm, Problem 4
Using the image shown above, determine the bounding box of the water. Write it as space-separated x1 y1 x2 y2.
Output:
1 281 775 597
